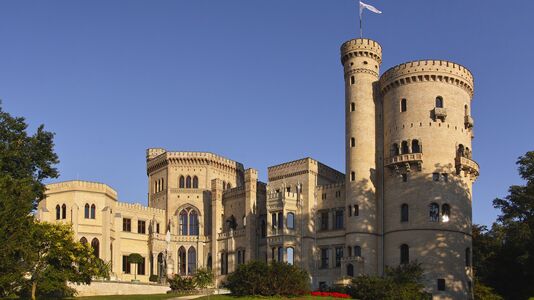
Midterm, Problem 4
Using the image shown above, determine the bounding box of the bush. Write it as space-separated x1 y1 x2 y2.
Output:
193 268 214 289
224 261 310 296
149 275 159 282
168 275 195 291
311 291 351 298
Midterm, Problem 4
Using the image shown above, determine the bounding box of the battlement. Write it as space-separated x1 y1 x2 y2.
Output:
45 180 118 199
340 38 382 65
379 60 474 97
146 148 166 160
316 182 345 191
222 185 246 200
147 149 245 174
116 201 166 215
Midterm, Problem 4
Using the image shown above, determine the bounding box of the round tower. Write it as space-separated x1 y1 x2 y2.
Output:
340 38 382 275
379 60 477 299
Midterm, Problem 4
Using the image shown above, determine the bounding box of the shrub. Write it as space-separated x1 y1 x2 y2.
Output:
193 268 214 289
168 274 195 291
224 261 310 296
311 291 351 298
149 275 159 282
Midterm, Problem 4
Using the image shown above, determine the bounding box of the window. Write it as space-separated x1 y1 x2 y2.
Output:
347 264 354 277
354 245 362 257
179 176 185 188
441 204 450 222
138 257 146 275
402 174 408 182
271 247 275 261
90 238 99 258
156 223 160 234
401 141 409 154
429 203 440 222
189 210 199 235
412 140 421 153
193 176 199 188
261 219 267 238
186 176 192 188
122 255 131 274
354 205 359 216
465 247 471 267
271 213 277 229
348 205 352 217
80 237 87 244
437 278 446 291
351 137 355 147
335 209 344 229
84 203 90 219
123 218 131 232
400 244 409 264
351 171 355 181
61 204 67 219
401 204 409 222
442 173 448 182
436 96 444 108
278 212 283 229
138 220 146 234
90 204 96 219
350 76 355 85
320 211 329 230
286 187 291 193
322 193 326 200
335 247 343 267
178 247 186 275
392 143 400 156
278 247 284 262
400 98 407 112
237 249 245 265
287 212 295 229
433 173 440 181
221 252 228 275
287 247 294 265
227 182 231 189
55 205 61 220
179 209 188 235
320 248 329 269
188 247 196 274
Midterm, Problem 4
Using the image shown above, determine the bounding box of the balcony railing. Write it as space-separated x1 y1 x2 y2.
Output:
433 107 447 120
465 115 474 128
455 156 480 178
385 153 423 167
218 228 245 239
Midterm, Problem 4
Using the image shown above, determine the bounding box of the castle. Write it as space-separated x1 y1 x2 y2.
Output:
37 38 478 299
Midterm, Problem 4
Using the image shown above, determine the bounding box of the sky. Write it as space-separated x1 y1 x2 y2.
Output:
1 0 532 226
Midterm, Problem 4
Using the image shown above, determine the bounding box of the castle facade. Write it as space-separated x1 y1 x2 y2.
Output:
37 38 478 299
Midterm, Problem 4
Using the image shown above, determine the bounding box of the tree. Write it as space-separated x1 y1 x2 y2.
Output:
128 253 144 281
0 104 59 297
193 267 214 289
23 221 109 299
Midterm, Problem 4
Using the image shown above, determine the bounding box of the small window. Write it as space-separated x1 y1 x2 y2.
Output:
320 211 329 231
392 143 400 156
61 204 67 219
412 140 421 153
277 247 283 262
322 193 326 200
55 205 61 220
437 278 446 291
193 176 199 188
401 141 409 154
138 220 146 234
430 203 440 222
436 96 444 108
432 173 440 181
334 210 344 229
122 255 131 274
90 204 96 219
348 205 352 217
156 223 160 234
400 244 409 264
335 247 343 267
400 98 407 112
465 247 471 267
350 76 355 85
354 204 359 216
186 176 192 188
351 137 355 147
123 218 132 232
354 245 362 257
402 174 408 182
351 171 355 181
84 203 90 219
442 173 448 182
287 212 295 229
351 102 355 112
286 187 291 193
271 213 277 229
287 247 294 265
179 176 185 188
401 204 409 222
441 204 450 222
320 248 329 269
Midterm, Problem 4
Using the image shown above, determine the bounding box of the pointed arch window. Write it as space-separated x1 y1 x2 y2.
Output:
436 96 444 108
56 205 61 220
186 176 192 188
61 204 67 219
287 247 294 265
188 247 197 274
91 238 100 258
400 244 409 264
193 176 199 188
179 176 185 188
90 204 96 219
429 203 440 222
80 237 88 244
179 210 188 235
189 210 199 236
178 247 186 275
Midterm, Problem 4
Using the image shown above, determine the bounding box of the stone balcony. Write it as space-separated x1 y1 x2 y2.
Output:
218 228 245 239
385 153 423 173
433 107 447 120
149 232 208 243
455 156 480 179
464 115 474 129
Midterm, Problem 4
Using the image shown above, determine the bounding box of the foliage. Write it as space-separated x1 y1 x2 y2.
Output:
310 291 351 298
193 267 214 289
224 261 310 296
20 221 110 299
473 280 503 300
0 104 59 297
149 274 160 282
473 151 534 300
346 262 429 300
167 274 196 291
128 253 143 280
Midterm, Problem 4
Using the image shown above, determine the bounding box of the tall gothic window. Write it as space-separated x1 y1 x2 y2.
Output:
179 209 188 235
189 210 199 236
193 176 199 188
56 205 61 220
90 204 96 219
287 247 294 265
178 247 186 275
179 176 185 188
61 204 67 219
91 238 100 258
287 212 295 229
442 204 451 222
84 203 90 219
188 247 197 274
186 176 192 188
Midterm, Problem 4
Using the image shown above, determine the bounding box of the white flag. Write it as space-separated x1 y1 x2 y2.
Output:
360 1 382 15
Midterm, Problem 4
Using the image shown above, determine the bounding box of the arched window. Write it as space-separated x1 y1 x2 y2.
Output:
441 204 450 222
91 238 100 258
354 204 359 216
80 237 87 244
178 247 186 275
400 98 407 112
186 176 192 188
401 141 409 154
61 204 67 219
261 220 266 238
161 178 165 191
401 204 409 222
227 182 231 190
458 144 465 157
354 246 362 257
179 210 188 235
188 247 197 274
277 212 283 229
287 247 294 265
222 181 226 190
400 244 409 264
436 96 444 108
351 102 355 112
90 204 96 219
55 205 61 220
287 212 295 229
189 210 199 236
465 247 471 267
392 143 400 156
411 140 421 153
84 203 90 219
429 203 440 222
193 176 199 188
277 247 284 262
179 176 185 188
347 263 354 277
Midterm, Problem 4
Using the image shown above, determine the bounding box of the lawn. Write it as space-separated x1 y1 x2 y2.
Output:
76 294 176 300
196 295 341 300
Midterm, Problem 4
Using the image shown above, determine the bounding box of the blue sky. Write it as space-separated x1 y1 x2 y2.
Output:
1 0 532 226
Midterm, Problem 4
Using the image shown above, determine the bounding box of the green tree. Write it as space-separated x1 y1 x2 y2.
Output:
193 267 214 289
128 253 144 281
23 221 109 299
0 104 59 297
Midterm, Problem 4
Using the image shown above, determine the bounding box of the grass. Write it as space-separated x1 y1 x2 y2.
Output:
76 294 176 300
196 295 341 300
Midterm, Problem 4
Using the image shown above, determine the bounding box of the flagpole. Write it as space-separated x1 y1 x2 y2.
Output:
360 12 363 38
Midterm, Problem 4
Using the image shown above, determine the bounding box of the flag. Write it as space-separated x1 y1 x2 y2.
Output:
359 1 382 15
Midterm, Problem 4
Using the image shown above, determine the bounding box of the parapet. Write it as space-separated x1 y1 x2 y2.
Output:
340 38 382 65
379 60 474 97
45 180 118 200
146 149 245 174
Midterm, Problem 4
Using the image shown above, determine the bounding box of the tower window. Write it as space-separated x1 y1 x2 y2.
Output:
350 76 355 85
402 174 408 182
465 247 471 267
411 140 421 153
354 204 359 216
354 245 362 257
432 173 440 181
334 209 344 229
437 278 446 291
400 244 409 264
401 204 409 222
351 171 355 181
351 137 355 147
401 141 409 154
351 102 355 111
429 203 440 222
335 247 343 267
400 98 407 112
61 204 67 219
441 204 450 222
436 96 444 108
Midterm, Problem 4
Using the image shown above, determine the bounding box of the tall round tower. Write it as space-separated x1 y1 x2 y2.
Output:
340 38 382 275
379 60 477 299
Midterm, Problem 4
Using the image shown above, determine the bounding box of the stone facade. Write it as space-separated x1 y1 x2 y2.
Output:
36 38 477 299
